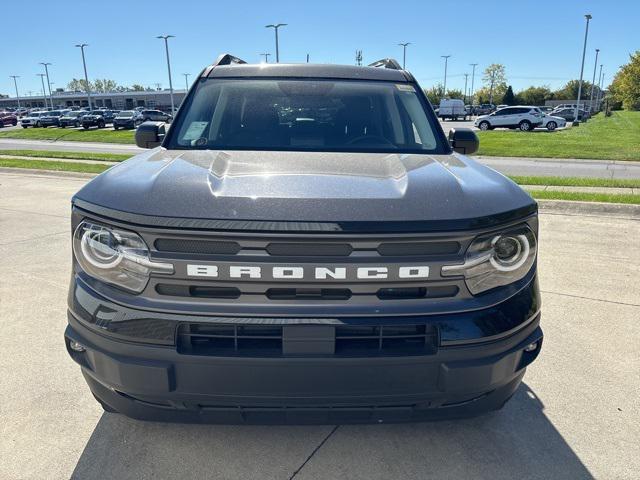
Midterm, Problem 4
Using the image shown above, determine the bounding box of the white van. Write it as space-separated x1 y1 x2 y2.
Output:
438 98 467 121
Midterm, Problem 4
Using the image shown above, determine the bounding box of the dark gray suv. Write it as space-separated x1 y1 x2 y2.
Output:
65 54 542 424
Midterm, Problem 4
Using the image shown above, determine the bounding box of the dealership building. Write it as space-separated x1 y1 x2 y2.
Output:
0 89 187 110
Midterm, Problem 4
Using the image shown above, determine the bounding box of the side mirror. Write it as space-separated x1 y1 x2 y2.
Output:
448 128 479 155
135 121 166 148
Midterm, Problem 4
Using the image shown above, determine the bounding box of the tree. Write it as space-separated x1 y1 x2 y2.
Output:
516 86 554 106
130 84 145 92
553 80 594 100
93 79 118 93
445 89 464 100
609 50 640 110
482 64 507 104
67 78 93 92
502 85 515 105
423 84 444 105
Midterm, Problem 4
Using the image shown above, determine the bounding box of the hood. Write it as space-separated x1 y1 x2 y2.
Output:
74 149 535 229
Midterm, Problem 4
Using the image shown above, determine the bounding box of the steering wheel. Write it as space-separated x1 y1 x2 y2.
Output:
346 135 393 146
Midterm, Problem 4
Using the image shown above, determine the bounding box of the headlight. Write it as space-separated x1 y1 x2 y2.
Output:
442 224 536 295
73 221 173 293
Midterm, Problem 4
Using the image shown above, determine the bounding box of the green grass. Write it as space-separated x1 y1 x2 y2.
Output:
529 190 640 205
0 158 111 174
0 127 135 144
509 175 640 188
0 149 129 162
475 111 640 161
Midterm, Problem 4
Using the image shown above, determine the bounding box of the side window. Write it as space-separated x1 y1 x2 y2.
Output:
497 108 511 116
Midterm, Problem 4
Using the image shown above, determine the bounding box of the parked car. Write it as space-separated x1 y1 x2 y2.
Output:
550 108 588 122
539 113 566 131
496 104 508 111
438 99 468 121
39 110 67 128
20 111 46 128
59 111 88 128
81 110 116 129
0 111 18 127
141 109 172 122
66 53 543 424
475 104 495 115
113 110 144 130
474 106 543 131
538 106 555 113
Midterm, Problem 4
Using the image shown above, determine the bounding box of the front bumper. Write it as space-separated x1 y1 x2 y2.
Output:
65 275 542 424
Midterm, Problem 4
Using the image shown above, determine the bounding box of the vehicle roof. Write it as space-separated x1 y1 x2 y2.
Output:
204 63 411 82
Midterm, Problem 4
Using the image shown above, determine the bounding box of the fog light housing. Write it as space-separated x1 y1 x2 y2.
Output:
69 340 86 352
524 342 538 352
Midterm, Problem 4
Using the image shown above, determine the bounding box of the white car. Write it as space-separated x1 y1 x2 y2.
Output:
474 106 543 132
20 111 46 128
539 114 566 131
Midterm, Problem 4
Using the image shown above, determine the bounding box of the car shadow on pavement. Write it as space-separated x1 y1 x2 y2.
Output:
70 383 593 480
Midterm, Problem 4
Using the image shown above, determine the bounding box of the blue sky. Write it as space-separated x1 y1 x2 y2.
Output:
1 0 638 98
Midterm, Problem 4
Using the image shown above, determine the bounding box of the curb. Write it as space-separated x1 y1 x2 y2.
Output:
538 199 640 218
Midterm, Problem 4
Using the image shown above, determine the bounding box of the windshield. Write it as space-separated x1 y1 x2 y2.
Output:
117 111 134 117
167 79 445 153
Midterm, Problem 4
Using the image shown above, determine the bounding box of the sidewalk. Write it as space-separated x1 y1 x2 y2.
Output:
522 184 639 195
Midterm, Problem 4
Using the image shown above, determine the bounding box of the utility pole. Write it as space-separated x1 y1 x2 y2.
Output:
265 24 287 63
398 42 411 69
469 63 478 104
157 35 175 114
10 76 21 108
589 48 600 112
355 50 363 66
306 53 310 63
574 14 592 125
75 44 92 109
259 53 271 63
37 73 48 109
463 73 469 104
183 73 190 91
441 55 451 97
40 62 53 109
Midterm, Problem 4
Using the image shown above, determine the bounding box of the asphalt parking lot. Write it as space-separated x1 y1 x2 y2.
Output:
1 171 639 480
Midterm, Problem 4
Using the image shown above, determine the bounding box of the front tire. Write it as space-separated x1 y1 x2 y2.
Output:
83 125 89 130
546 121 557 131
35 121 41 128
519 120 532 131
98 121 105 129
478 121 491 131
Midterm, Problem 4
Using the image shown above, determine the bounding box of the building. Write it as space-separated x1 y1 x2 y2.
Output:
0 89 187 110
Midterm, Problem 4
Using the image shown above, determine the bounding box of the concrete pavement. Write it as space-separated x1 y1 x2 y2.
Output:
1 170 639 479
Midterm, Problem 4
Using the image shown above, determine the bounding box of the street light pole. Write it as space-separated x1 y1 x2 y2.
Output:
259 53 271 63
265 24 287 63
463 73 469 104
441 55 451 96
10 76 20 108
157 35 176 114
75 44 92 109
574 14 592 126
596 64 604 109
37 74 48 109
469 63 478 104
589 48 600 112
398 42 411 69
40 63 53 109
183 73 190 91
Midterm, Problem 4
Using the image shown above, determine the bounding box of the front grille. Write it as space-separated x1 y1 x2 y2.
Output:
176 323 438 357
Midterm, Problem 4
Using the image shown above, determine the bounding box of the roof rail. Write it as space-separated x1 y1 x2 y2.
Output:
368 58 402 70
213 53 247 67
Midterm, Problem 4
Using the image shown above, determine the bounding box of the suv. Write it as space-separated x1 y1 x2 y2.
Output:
60 111 88 128
65 55 542 424
81 110 116 129
113 110 144 130
20 111 46 128
475 106 543 131
0 111 18 127
141 109 172 122
39 110 67 127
